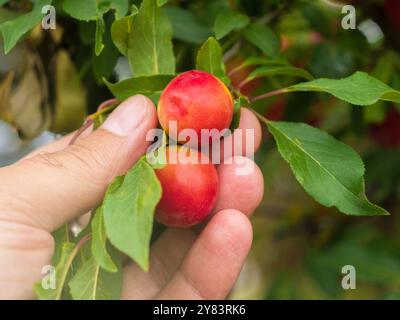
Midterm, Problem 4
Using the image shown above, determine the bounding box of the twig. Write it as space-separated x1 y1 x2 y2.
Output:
251 88 289 103
68 99 119 146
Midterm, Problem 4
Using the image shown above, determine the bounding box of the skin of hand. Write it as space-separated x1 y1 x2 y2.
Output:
0 95 264 300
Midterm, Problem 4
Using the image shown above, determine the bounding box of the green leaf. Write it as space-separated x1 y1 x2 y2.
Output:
63 0 98 21
104 74 175 100
95 16 105 56
266 121 389 216
214 11 250 40
103 159 162 271
34 242 77 300
51 225 71 265
0 0 53 54
196 37 227 83
93 15 120 82
128 0 175 76
91 208 118 273
111 9 137 56
157 0 168 6
163 7 211 45
63 0 129 21
146 132 167 170
227 56 288 79
69 256 122 300
109 0 130 19
243 23 281 58
242 65 314 86
230 98 247 130
288 72 400 106
231 56 288 70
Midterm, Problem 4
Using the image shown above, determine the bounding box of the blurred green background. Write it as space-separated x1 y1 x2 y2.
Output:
1 0 400 299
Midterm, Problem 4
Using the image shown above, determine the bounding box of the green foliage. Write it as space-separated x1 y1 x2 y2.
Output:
0 0 53 54
246 65 314 84
163 6 211 44
91 207 118 273
243 23 281 58
104 74 175 100
63 0 98 21
2 0 399 300
111 8 138 56
288 72 400 106
266 121 389 216
214 10 250 40
102 158 162 271
34 242 76 300
127 0 175 75
196 37 227 83
69 256 122 300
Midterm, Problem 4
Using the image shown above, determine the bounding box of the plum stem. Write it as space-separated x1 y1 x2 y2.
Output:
68 99 119 146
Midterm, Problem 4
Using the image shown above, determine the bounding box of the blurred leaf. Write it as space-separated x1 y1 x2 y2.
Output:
266 121 389 216
243 65 314 86
310 243 400 284
63 0 98 21
0 0 53 54
35 242 76 300
365 51 400 123
103 159 162 271
266 272 297 300
229 56 288 72
51 50 87 133
309 43 354 79
300 2 331 36
94 16 119 82
95 16 105 56
52 225 71 267
69 256 122 300
91 207 118 273
128 0 175 76
196 37 228 83
384 292 400 300
104 74 174 100
243 23 280 58
287 72 400 106
163 6 211 45
0 71 13 121
365 150 400 202
63 0 129 22
230 97 247 130
108 0 130 19
214 10 250 40
157 0 168 6
8 56 50 139
111 8 138 56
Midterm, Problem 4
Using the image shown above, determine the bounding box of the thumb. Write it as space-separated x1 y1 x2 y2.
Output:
0 95 158 231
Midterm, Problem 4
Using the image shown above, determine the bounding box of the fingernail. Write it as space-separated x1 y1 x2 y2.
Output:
101 95 149 136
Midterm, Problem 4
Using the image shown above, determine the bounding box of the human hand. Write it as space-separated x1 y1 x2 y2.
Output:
0 95 264 300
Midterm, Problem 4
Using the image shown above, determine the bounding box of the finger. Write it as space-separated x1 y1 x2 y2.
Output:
121 159 263 299
210 108 262 163
122 228 196 299
213 156 264 216
23 126 93 160
156 209 252 300
0 95 158 232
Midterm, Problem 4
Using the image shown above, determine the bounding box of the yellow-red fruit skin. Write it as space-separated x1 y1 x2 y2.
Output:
155 146 219 228
158 70 234 146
